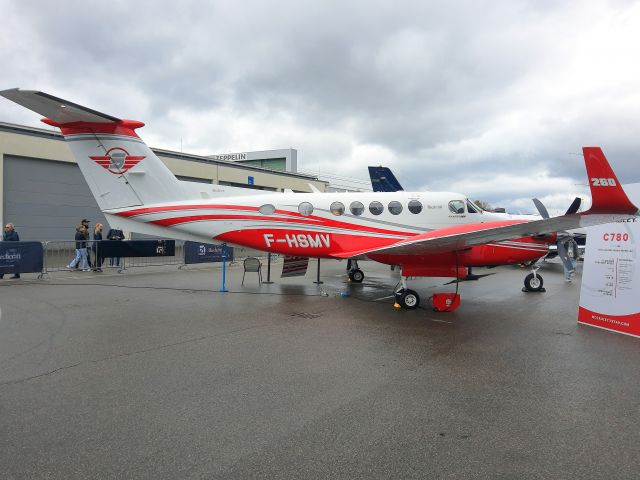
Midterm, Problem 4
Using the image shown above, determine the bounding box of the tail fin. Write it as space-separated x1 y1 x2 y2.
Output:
368 166 404 192
582 147 638 215
0 88 185 211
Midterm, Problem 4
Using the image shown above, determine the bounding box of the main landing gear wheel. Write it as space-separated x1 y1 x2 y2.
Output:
395 289 420 309
524 272 544 292
349 269 364 283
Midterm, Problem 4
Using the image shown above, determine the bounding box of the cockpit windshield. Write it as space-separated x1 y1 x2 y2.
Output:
466 199 483 213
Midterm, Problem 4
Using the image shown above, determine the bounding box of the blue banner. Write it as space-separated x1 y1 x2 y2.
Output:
0 241 43 274
184 242 233 264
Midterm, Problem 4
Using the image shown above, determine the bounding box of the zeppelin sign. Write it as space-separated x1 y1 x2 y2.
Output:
215 153 247 161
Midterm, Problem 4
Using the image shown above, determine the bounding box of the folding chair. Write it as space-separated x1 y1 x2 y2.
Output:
242 257 262 285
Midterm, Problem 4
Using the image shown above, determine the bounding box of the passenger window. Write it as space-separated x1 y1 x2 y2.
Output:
350 201 365 216
369 201 384 216
259 204 275 215
408 200 422 214
388 201 403 215
330 201 345 216
298 202 314 216
448 200 465 214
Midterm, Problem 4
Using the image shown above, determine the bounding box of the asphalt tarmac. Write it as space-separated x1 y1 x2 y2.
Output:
1 259 639 479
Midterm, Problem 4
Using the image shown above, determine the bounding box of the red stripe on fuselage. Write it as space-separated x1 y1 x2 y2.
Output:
151 214 302 227
117 204 260 217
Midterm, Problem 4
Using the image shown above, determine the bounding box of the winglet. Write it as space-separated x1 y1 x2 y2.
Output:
582 147 638 215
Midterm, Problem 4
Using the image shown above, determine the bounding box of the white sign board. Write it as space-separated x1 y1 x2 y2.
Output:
578 183 640 337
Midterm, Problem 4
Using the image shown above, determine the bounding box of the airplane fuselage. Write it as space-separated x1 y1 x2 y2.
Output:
113 190 552 276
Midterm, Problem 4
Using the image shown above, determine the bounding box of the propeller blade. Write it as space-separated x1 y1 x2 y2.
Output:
532 198 550 219
565 197 582 215
557 238 578 280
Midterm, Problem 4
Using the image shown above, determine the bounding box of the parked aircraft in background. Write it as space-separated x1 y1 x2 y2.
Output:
2 88 637 311
368 166 404 192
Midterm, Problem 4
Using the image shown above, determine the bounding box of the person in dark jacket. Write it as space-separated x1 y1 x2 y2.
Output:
92 223 104 272
1 223 20 279
67 225 89 271
106 228 124 267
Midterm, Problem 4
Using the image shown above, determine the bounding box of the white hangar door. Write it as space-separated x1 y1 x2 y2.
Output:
3 155 109 241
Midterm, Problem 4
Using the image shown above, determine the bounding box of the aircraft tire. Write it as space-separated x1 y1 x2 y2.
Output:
524 273 544 292
351 269 364 283
399 289 420 309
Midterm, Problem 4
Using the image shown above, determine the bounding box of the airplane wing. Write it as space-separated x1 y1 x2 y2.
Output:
333 216 578 258
336 147 638 259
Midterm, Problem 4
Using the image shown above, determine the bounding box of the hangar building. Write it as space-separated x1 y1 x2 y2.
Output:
0 122 328 241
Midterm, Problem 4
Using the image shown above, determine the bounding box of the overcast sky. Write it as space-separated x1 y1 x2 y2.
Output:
1 0 639 213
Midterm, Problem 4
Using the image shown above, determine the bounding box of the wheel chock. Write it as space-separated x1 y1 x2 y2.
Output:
393 302 401 309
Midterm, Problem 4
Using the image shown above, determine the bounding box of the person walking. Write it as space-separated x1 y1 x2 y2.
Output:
67 225 89 271
81 219 93 270
0 223 20 279
92 223 104 272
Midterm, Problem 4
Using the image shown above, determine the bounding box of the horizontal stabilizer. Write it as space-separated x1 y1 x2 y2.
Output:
0 88 120 124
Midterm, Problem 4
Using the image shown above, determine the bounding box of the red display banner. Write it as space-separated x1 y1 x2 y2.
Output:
578 307 640 338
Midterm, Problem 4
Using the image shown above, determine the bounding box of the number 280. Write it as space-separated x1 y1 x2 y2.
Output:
591 177 616 186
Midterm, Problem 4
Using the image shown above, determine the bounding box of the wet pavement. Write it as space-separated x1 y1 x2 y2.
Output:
1 259 639 479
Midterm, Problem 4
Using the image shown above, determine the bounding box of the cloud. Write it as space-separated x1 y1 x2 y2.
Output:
1 0 639 212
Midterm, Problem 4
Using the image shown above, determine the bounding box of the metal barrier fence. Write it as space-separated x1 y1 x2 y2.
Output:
41 239 185 274
40 240 273 276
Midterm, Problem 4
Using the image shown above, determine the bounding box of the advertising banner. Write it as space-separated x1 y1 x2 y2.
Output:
0 241 43 274
98 240 175 258
184 242 233 264
578 183 640 337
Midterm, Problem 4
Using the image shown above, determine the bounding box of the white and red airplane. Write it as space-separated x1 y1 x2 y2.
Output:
2 88 638 310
